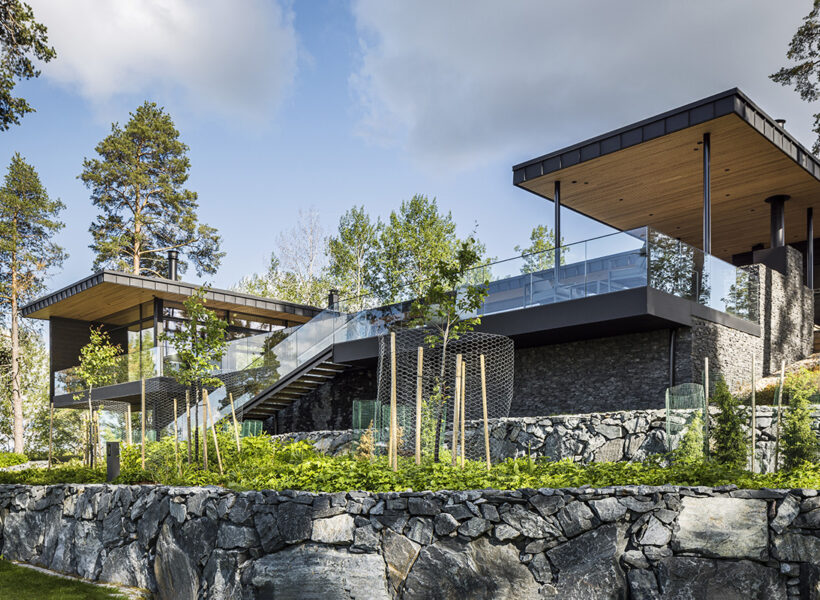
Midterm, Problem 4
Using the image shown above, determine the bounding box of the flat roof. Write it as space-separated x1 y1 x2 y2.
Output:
21 270 321 323
513 88 820 260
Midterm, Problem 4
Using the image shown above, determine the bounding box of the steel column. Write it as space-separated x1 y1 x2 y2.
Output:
808 207 815 287
702 133 711 254
554 180 561 283
766 195 789 248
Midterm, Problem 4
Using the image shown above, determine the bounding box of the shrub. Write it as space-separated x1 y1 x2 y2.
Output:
675 410 704 463
781 368 820 469
711 377 747 467
0 452 27 468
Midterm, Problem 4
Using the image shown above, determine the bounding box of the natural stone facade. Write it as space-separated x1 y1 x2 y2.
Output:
4 483 820 598
272 407 820 474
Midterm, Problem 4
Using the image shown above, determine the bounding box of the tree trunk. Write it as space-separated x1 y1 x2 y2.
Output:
10 277 23 454
432 324 451 463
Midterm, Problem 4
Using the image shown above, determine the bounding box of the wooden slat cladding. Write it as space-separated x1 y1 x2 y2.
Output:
519 113 820 261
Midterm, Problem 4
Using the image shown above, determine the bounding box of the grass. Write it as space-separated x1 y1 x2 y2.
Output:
0 561 128 600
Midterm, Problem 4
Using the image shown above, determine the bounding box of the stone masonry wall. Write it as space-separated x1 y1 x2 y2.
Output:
4 483 820 598
272 407 820 474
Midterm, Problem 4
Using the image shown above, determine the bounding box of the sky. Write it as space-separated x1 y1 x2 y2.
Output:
2 0 818 295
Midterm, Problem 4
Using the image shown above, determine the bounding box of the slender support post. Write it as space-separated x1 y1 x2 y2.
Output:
415 347 423 465
452 354 462 466
808 207 814 287
703 357 710 458
48 402 53 469
480 355 491 471
389 332 398 470
185 391 191 464
665 389 671 452
766 195 790 248
202 389 209 471
126 403 132 446
751 354 756 473
554 180 562 283
229 392 241 453
173 397 181 477
95 411 101 464
459 360 467 469
703 133 711 254
140 378 146 470
205 390 224 475
775 360 785 470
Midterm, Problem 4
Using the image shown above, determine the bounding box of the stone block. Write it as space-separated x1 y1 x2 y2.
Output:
311 514 355 545
657 557 786 599
672 497 768 560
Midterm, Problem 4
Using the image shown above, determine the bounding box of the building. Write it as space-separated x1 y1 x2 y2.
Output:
24 88 817 436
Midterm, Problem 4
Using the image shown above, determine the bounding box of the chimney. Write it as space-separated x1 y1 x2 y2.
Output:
167 250 179 281
776 118 786 128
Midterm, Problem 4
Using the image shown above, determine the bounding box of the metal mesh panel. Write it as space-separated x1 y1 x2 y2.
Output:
665 382 705 451
376 328 514 462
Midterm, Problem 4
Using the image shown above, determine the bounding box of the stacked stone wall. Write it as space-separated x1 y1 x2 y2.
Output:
4 483 820 598
272 407 820 474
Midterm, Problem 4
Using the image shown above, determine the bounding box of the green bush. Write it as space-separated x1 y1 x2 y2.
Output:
781 368 820 469
0 452 28 468
1 433 820 492
711 377 747 467
675 410 704 463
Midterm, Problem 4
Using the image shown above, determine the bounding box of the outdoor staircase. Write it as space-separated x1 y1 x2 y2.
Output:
240 350 349 420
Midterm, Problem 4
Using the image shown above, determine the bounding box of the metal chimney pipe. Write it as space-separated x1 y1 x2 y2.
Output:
167 250 179 281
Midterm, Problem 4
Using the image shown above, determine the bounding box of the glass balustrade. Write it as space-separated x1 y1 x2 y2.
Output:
55 226 759 408
54 347 161 396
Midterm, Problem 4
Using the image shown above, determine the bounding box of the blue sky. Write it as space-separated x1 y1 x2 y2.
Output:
1 1 817 294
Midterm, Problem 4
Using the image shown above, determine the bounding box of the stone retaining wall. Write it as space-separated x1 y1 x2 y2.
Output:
3 483 820 598
272 407 820 473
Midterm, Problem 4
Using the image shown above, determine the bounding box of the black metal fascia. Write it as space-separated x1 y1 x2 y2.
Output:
512 88 820 189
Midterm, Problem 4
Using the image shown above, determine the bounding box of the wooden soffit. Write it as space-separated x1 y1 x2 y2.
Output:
513 89 820 261
21 271 321 323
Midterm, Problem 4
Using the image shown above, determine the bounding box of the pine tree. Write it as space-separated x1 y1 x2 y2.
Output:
0 154 65 453
711 377 748 467
0 1 56 130
781 368 819 470
675 410 705 463
80 101 223 278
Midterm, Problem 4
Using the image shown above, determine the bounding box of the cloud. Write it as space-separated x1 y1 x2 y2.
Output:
350 1 814 171
28 0 299 122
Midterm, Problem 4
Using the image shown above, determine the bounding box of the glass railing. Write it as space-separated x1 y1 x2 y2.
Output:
57 226 759 418
54 346 161 396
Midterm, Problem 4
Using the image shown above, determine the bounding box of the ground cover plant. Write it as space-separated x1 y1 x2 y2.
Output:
0 451 27 468
0 560 127 599
3 433 820 492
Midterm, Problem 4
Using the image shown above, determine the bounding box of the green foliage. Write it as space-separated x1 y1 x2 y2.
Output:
327 206 378 306
675 410 704 463
73 326 122 403
80 101 223 277
160 287 227 389
0 1 56 130
781 368 820 469
770 0 820 153
371 194 464 303
0 559 127 599
0 451 26 467
7 437 820 492
711 377 748 467
514 224 563 273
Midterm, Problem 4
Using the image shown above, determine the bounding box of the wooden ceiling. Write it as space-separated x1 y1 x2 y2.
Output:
518 113 820 261
23 276 318 324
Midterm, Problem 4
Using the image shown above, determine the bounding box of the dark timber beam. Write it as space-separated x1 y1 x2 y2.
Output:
766 194 790 248
703 132 711 254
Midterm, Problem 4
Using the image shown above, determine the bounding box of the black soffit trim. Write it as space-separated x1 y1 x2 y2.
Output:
512 88 820 188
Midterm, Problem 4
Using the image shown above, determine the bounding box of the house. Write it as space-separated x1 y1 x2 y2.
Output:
24 88 817 437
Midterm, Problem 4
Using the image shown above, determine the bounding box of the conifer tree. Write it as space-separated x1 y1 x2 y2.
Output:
80 101 223 278
711 377 747 467
0 153 65 453
781 368 820 469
